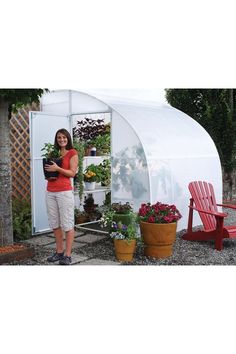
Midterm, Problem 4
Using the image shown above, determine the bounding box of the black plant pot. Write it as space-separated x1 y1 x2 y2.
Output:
43 158 62 180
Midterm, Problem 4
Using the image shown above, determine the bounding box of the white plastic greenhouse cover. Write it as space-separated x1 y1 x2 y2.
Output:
39 89 222 231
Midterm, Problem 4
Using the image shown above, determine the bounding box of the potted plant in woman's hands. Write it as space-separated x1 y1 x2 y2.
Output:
41 143 62 180
137 202 182 259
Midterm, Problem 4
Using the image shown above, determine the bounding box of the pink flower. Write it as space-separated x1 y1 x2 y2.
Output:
147 216 155 223
138 201 182 224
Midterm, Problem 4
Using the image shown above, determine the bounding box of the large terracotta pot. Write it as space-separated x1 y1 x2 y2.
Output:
114 239 136 262
140 221 177 258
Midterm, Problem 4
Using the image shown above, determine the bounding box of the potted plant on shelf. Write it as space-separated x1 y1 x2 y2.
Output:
84 163 103 183
41 143 62 180
137 202 182 259
83 194 99 221
89 132 110 156
73 118 110 156
100 202 139 262
99 159 111 186
74 207 89 224
83 170 97 190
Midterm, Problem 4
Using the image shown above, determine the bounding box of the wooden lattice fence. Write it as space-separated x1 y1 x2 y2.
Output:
10 103 39 200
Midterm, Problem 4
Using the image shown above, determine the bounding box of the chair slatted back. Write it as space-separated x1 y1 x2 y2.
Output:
189 181 218 231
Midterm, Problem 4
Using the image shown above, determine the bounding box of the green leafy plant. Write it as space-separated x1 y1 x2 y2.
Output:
99 159 111 186
41 143 61 158
89 133 110 155
73 139 85 201
165 89 235 174
103 191 111 207
12 199 32 240
84 164 103 183
100 209 139 241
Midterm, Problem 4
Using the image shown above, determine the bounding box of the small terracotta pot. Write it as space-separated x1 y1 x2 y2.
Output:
140 222 177 259
114 239 136 262
75 215 88 224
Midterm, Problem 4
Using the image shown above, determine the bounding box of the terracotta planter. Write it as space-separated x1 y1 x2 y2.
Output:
114 239 136 262
140 221 177 259
75 215 88 224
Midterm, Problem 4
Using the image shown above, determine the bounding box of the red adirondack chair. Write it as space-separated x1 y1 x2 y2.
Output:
182 181 236 250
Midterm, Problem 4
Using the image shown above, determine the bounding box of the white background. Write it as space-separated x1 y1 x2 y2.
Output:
1 1 236 353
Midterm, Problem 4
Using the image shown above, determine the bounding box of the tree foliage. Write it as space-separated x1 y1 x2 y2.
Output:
165 89 235 173
0 89 46 117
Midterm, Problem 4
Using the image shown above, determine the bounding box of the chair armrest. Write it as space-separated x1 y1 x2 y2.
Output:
217 203 236 210
189 205 227 218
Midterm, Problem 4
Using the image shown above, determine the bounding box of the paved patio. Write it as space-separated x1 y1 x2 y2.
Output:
23 230 120 265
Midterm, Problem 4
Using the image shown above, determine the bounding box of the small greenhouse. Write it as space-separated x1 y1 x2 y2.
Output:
30 89 222 234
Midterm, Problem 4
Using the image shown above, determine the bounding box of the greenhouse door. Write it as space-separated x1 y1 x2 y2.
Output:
29 111 72 234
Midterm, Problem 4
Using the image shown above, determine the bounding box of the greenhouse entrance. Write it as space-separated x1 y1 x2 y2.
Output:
30 110 112 235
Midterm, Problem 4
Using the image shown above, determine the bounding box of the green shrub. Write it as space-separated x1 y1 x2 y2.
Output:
12 199 32 240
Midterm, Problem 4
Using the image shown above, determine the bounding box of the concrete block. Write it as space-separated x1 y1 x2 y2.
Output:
75 234 108 244
79 258 120 265
24 236 54 246
43 242 87 249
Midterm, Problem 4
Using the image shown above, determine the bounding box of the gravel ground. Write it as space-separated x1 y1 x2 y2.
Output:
5 207 236 266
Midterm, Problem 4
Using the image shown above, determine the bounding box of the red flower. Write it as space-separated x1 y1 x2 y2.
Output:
137 201 182 224
147 216 155 223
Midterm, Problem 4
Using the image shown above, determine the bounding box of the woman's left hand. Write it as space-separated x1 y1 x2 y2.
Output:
44 162 59 172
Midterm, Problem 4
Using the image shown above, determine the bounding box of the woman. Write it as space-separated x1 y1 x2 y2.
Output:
44 128 78 265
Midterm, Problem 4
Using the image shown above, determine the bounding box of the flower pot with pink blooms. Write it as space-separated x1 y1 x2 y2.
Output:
137 202 182 259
